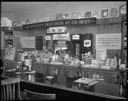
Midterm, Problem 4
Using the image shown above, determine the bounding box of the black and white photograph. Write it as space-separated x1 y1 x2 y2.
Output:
1 1 127 101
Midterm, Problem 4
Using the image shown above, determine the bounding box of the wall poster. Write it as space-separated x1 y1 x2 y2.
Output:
96 33 121 59
22 37 35 48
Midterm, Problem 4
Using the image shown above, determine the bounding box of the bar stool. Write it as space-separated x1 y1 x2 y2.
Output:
1 78 22 100
45 68 58 85
24 71 36 81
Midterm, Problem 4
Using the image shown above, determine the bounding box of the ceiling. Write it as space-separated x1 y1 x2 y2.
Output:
1 2 126 21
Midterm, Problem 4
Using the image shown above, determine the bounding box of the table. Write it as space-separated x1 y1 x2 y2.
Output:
74 78 99 91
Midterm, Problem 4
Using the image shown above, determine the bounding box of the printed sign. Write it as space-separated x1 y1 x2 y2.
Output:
96 49 106 60
23 18 96 30
47 26 66 33
91 10 100 19
72 34 80 40
53 34 70 40
85 11 91 18
84 40 91 47
110 8 118 17
53 34 60 40
96 33 121 50
101 9 109 17
22 37 35 48
45 35 51 40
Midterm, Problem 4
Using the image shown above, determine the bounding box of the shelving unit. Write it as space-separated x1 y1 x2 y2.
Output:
1 27 14 48
121 15 127 64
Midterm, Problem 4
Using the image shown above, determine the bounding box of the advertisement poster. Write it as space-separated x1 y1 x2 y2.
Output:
96 33 121 50
22 37 35 48
110 8 118 17
101 9 109 18
96 33 121 59
96 49 106 60
45 35 51 40
91 10 100 19
4 47 16 60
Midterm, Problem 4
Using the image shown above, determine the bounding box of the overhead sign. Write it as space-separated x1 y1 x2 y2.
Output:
23 18 96 30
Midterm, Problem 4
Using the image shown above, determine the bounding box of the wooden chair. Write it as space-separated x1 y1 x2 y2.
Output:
1 78 22 100
45 68 58 85
24 89 56 100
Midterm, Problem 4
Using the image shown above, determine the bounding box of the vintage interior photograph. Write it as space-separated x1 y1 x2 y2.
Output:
1 1 127 101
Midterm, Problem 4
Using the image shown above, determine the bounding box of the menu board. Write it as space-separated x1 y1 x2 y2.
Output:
36 36 43 50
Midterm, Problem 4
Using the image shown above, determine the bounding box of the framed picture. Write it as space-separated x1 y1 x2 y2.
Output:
85 11 91 18
101 9 109 17
91 10 100 19
72 34 80 40
110 8 118 17
70 12 77 19
119 4 126 15
63 13 70 20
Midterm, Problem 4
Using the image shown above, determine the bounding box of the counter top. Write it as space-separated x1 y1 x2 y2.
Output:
1 70 126 100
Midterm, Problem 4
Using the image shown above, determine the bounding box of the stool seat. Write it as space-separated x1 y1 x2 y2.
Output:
15 71 22 75
24 70 36 74
46 76 54 80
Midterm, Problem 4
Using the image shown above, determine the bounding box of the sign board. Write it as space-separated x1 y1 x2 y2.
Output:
47 26 66 33
53 34 60 40
45 35 51 40
36 36 43 50
53 33 70 40
56 41 66 48
22 37 35 48
91 10 100 19
84 39 91 47
72 34 80 40
96 33 121 59
96 33 121 50
119 4 126 15
96 49 106 60
23 18 96 30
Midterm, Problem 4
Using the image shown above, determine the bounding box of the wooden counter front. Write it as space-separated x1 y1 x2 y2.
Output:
32 63 79 85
